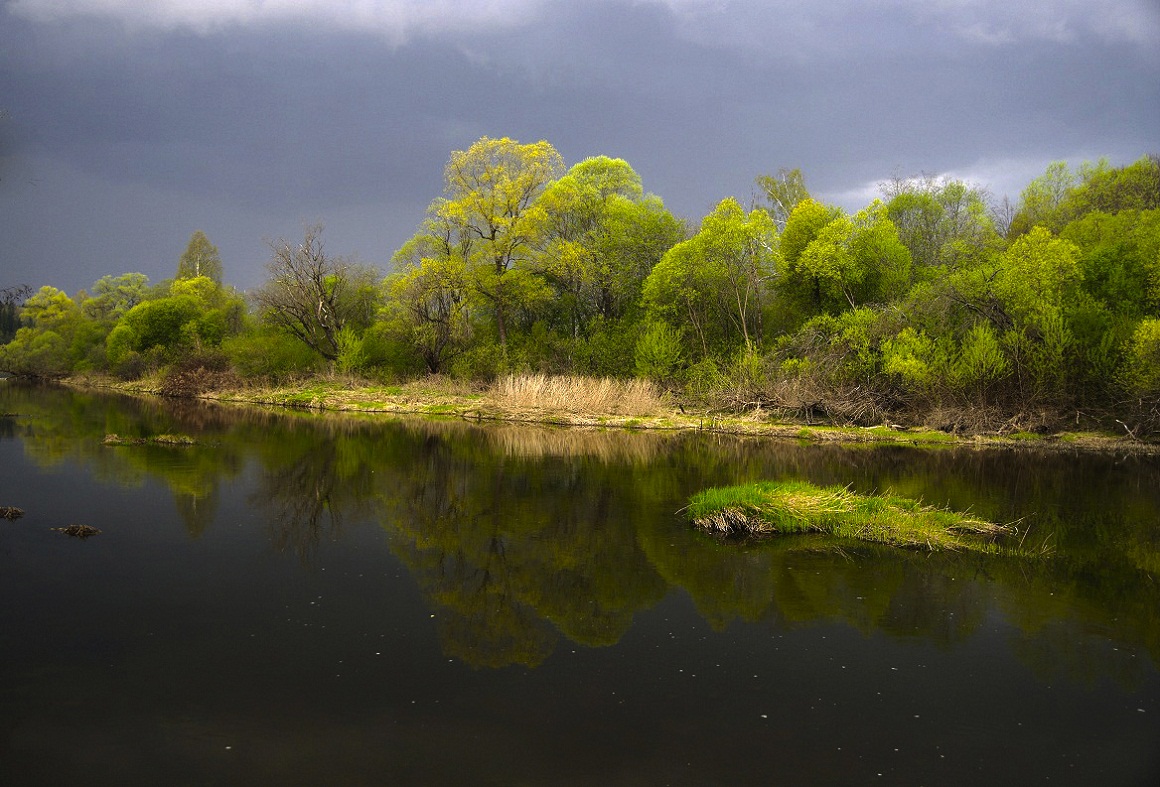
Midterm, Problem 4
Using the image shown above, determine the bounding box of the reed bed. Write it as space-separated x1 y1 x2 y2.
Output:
687 480 1009 552
491 374 665 417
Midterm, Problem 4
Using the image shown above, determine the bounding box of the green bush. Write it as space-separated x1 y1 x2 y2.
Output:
222 329 321 380
634 320 684 381
359 321 426 379
449 343 505 382
0 328 70 377
882 327 937 390
953 322 1007 390
1121 318 1160 395
334 326 368 374
112 350 147 381
574 318 638 377
105 323 137 367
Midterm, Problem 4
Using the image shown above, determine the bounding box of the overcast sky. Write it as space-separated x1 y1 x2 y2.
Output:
2 0 1158 293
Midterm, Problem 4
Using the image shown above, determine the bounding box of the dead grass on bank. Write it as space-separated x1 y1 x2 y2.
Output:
491 374 666 417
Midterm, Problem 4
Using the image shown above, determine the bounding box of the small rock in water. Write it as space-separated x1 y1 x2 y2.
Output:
52 524 102 538
0 506 25 520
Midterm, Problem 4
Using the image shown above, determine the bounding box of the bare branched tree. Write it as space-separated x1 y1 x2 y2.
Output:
1 284 32 344
755 167 810 232
989 194 1017 239
252 224 379 361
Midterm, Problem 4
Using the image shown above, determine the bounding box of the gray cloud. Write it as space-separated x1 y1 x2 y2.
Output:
7 0 547 42
1 0 1158 293
11 0 1157 48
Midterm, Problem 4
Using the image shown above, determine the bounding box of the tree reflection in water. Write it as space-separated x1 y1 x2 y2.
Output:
4 381 1160 686
382 425 668 667
251 425 383 565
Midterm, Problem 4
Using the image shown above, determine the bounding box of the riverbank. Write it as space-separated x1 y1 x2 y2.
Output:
59 372 1160 456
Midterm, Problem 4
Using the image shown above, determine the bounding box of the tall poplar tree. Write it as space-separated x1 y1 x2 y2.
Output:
177 230 223 284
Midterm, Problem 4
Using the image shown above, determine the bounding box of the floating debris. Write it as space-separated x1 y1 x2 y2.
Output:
1 506 25 520
103 433 197 446
52 524 102 538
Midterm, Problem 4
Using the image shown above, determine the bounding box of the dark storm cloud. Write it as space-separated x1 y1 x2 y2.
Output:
1 0 1158 291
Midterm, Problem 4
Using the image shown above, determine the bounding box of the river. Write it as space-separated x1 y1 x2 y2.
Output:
1 381 1158 785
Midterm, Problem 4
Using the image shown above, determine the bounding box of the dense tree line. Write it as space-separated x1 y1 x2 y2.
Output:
2 139 1158 432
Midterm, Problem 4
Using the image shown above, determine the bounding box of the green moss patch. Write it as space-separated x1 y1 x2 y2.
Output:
686 480 1009 552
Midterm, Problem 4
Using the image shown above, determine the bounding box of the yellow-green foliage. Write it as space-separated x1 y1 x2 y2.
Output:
687 480 1008 552
1122 318 1160 394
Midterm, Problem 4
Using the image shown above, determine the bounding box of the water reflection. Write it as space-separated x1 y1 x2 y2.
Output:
3 381 1159 682
375 422 668 667
251 432 382 563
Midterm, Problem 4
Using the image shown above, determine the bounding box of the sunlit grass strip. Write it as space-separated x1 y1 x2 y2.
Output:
686 481 1009 552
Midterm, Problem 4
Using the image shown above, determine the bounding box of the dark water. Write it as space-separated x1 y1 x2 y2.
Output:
1 382 1158 786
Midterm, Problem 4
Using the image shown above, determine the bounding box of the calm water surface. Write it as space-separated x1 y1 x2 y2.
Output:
1 382 1158 786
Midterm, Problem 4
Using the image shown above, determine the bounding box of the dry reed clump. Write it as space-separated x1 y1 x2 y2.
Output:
1 506 25 520
491 374 665 416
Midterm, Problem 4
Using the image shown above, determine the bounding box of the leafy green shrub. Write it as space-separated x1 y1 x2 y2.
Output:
1121 318 1160 395
953 322 1007 390
222 329 321 380
105 323 137 367
510 321 572 375
0 328 70 377
634 320 684 381
358 321 425 379
449 343 505 382
122 295 202 352
882 327 937 390
573 317 638 378
681 357 723 402
112 350 147 381
334 326 368 374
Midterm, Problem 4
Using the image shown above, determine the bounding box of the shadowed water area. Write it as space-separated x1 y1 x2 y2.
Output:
1 382 1158 785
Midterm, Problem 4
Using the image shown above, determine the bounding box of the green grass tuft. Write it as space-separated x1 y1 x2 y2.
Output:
686 480 1009 552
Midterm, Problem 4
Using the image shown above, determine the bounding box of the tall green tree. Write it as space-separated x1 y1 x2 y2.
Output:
777 198 842 313
536 156 683 335
0 286 91 376
1009 161 1077 237
1060 209 1160 317
388 209 473 374
1064 156 1160 218
1008 156 1160 238
642 198 778 355
80 273 150 322
785 201 910 314
439 136 564 349
177 230 223 284
884 176 998 275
